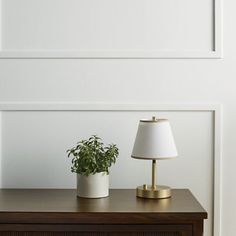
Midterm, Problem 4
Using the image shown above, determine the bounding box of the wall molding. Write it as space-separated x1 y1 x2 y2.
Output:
0 0 222 59
0 102 222 236
0 102 221 111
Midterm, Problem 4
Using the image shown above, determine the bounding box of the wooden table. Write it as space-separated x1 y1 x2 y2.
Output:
0 189 207 236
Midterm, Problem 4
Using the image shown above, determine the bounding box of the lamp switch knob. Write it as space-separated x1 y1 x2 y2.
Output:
143 184 148 190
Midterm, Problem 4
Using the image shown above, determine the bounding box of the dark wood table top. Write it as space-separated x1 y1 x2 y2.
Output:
0 189 206 213
0 189 207 224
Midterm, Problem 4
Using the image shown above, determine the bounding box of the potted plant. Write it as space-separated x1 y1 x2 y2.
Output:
67 135 119 198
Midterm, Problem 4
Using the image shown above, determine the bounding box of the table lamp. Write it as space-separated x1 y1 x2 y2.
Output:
131 116 178 199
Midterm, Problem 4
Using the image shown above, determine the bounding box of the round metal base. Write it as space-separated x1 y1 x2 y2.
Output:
136 185 171 199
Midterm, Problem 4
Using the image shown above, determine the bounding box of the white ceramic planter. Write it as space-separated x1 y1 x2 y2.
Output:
77 172 109 198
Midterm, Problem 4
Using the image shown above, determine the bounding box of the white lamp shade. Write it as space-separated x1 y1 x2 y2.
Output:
131 119 178 160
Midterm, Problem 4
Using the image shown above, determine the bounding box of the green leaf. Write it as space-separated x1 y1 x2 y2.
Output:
66 135 119 176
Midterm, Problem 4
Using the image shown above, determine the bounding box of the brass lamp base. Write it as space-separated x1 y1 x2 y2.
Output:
136 185 171 199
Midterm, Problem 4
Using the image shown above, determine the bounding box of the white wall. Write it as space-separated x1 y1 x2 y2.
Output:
0 1 235 236
0 108 215 236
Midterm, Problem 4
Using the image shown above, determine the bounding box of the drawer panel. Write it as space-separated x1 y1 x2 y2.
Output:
0 232 183 236
0 224 192 236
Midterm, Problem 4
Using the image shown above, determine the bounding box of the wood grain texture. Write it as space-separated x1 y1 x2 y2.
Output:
0 189 206 224
0 224 192 232
0 189 206 213
0 189 206 236
0 231 186 236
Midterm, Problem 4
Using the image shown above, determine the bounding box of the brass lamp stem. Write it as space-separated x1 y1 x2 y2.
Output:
136 159 171 198
152 160 157 190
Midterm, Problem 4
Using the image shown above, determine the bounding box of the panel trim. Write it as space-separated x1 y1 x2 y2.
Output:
0 50 222 59
0 102 222 236
0 102 220 111
0 0 222 59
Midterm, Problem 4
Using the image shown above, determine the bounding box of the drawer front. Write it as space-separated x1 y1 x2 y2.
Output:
0 224 192 236
0 232 184 236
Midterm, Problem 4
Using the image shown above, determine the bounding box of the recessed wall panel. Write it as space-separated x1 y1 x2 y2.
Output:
0 109 213 235
0 0 221 58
